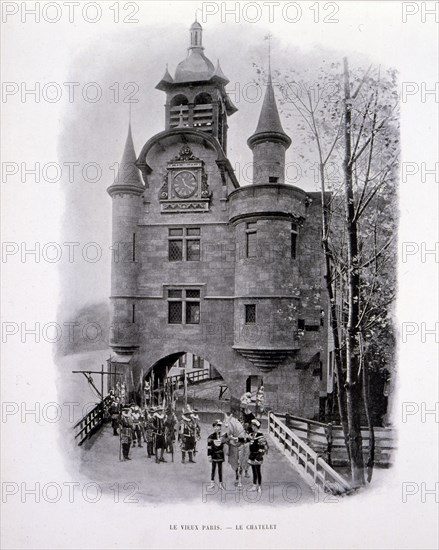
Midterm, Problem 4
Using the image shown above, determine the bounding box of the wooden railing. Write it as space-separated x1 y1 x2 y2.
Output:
73 395 112 446
268 412 353 495
283 413 395 467
167 368 218 386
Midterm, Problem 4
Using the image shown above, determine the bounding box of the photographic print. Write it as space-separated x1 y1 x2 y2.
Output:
1 1 438 549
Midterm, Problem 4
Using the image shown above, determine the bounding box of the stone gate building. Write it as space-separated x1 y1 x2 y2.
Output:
107 21 334 418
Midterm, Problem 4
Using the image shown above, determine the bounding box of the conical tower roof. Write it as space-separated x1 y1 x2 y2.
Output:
107 124 143 196
247 71 291 149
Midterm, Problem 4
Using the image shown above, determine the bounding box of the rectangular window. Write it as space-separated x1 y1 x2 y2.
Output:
168 301 182 324
132 304 136 323
298 319 305 330
291 223 298 259
169 239 183 261
168 228 200 261
167 288 201 325
269 176 279 183
187 240 200 261
305 324 319 332
245 304 256 324
186 302 200 324
246 222 257 258
193 355 203 369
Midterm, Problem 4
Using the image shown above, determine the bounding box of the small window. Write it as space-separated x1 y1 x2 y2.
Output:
170 94 189 107
167 288 201 325
298 319 305 330
186 302 200 324
269 176 279 183
168 302 182 324
305 325 319 332
193 355 203 369
132 233 136 262
245 304 256 324
187 240 200 261
291 223 298 259
168 289 183 298
169 240 183 261
246 222 257 258
168 227 200 262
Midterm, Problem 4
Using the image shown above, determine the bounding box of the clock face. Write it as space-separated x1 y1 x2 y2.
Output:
173 171 197 198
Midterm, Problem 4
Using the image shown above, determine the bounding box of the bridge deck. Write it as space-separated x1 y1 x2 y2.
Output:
79 422 315 506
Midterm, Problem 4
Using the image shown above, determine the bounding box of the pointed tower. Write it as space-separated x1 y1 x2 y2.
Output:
107 123 143 354
108 124 144 194
247 69 291 185
155 21 237 152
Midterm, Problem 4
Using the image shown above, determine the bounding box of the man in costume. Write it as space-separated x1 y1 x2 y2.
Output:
248 418 269 493
255 386 265 419
152 407 167 463
179 409 197 464
109 397 120 436
143 407 155 458
119 406 134 461
131 405 144 448
164 407 178 456
241 402 256 478
207 420 226 489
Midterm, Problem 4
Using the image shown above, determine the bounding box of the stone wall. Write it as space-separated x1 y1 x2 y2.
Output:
109 135 328 419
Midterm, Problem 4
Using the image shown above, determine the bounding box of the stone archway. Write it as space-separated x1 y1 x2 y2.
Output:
140 350 231 418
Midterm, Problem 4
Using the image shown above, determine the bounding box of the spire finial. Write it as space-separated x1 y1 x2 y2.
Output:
190 16 203 48
265 32 272 76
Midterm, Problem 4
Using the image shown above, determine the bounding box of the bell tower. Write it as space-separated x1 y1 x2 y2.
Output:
155 21 237 152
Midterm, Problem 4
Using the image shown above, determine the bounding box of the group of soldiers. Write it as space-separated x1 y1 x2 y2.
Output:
107 392 201 464
105 385 269 492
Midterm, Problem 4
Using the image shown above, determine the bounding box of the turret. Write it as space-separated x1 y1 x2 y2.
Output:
107 124 143 354
247 69 291 185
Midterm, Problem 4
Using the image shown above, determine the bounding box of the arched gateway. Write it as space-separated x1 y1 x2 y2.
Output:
107 21 334 420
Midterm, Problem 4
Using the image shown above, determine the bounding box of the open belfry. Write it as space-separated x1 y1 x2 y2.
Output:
107 21 334 417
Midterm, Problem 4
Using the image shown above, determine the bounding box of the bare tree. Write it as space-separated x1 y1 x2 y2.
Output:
270 55 399 486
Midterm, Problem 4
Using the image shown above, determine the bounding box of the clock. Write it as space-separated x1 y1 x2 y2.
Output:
172 171 197 198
